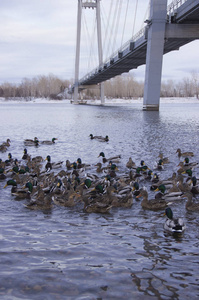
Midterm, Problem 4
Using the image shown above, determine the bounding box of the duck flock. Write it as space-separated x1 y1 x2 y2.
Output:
0 136 199 236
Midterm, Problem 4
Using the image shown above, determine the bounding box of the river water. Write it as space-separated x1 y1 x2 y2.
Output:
0 99 199 299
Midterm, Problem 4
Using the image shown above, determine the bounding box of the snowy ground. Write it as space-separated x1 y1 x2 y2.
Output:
0 97 199 104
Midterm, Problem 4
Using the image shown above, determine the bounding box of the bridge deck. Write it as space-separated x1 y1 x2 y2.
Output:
78 0 199 88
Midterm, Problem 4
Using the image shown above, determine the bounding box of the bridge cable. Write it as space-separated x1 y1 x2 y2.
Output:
132 0 138 37
121 0 130 47
101 0 114 60
104 0 119 59
111 0 123 54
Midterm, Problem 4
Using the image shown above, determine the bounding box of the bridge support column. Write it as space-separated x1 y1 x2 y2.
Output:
74 0 82 104
143 0 167 111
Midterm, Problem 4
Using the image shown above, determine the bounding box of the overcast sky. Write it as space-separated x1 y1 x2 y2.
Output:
0 0 198 85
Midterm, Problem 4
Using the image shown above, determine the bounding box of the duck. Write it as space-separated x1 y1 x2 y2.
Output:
0 167 6 180
24 137 39 146
183 157 198 169
4 179 18 193
176 175 191 193
98 152 121 164
89 134 109 142
12 182 33 200
45 155 63 171
0 139 11 152
52 187 80 207
136 188 168 210
154 159 164 170
25 187 53 210
41 138 57 145
189 176 199 195
126 157 136 169
184 191 199 211
176 148 194 157
22 148 31 160
158 152 169 164
112 186 133 208
164 207 186 234
132 181 141 197
83 201 112 213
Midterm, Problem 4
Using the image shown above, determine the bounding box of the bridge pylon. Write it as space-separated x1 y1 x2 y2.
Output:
74 0 104 105
143 0 167 111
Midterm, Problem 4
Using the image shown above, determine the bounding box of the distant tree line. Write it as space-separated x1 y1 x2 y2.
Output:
0 71 198 100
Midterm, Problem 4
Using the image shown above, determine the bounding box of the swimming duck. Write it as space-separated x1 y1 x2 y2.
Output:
176 148 194 157
4 179 18 193
0 167 6 180
22 148 31 160
154 159 164 170
183 157 198 169
12 182 33 200
158 152 169 164
164 207 186 234
189 176 199 195
132 181 141 197
0 139 11 152
45 155 63 171
136 188 168 210
25 187 53 210
184 191 199 211
41 138 57 145
126 157 136 169
24 137 39 146
90 134 109 142
98 152 121 164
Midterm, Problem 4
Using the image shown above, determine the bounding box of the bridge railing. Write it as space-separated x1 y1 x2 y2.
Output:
167 0 188 15
78 0 189 85
79 26 147 84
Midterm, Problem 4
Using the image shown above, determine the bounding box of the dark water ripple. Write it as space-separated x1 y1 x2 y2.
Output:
0 101 199 299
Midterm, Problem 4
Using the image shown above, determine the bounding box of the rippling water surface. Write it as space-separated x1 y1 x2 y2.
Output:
0 100 199 299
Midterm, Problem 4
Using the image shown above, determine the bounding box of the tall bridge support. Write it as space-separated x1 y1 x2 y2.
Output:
74 0 104 105
143 0 167 111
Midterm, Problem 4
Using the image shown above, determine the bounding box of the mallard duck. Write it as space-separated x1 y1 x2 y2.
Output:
45 155 63 171
0 139 11 152
52 187 80 207
158 152 169 164
126 157 136 169
90 134 109 142
164 207 186 234
98 152 121 164
22 148 31 160
154 184 167 199
154 159 164 170
4 179 18 193
176 148 194 157
5 153 13 166
0 167 6 180
25 188 53 210
189 176 199 195
132 182 141 197
41 138 57 145
12 182 33 200
24 137 39 146
1 138 11 147
183 157 198 169
83 196 112 213
176 175 191 193
112 186 133 208
184 191 199 211
136 188 168 210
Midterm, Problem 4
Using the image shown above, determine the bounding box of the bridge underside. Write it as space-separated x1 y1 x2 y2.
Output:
75 0 199 110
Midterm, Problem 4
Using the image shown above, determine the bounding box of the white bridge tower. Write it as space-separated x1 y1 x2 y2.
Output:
74 0 104 104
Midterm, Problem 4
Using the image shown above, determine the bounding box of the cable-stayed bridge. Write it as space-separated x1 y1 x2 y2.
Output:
72 0 199 110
